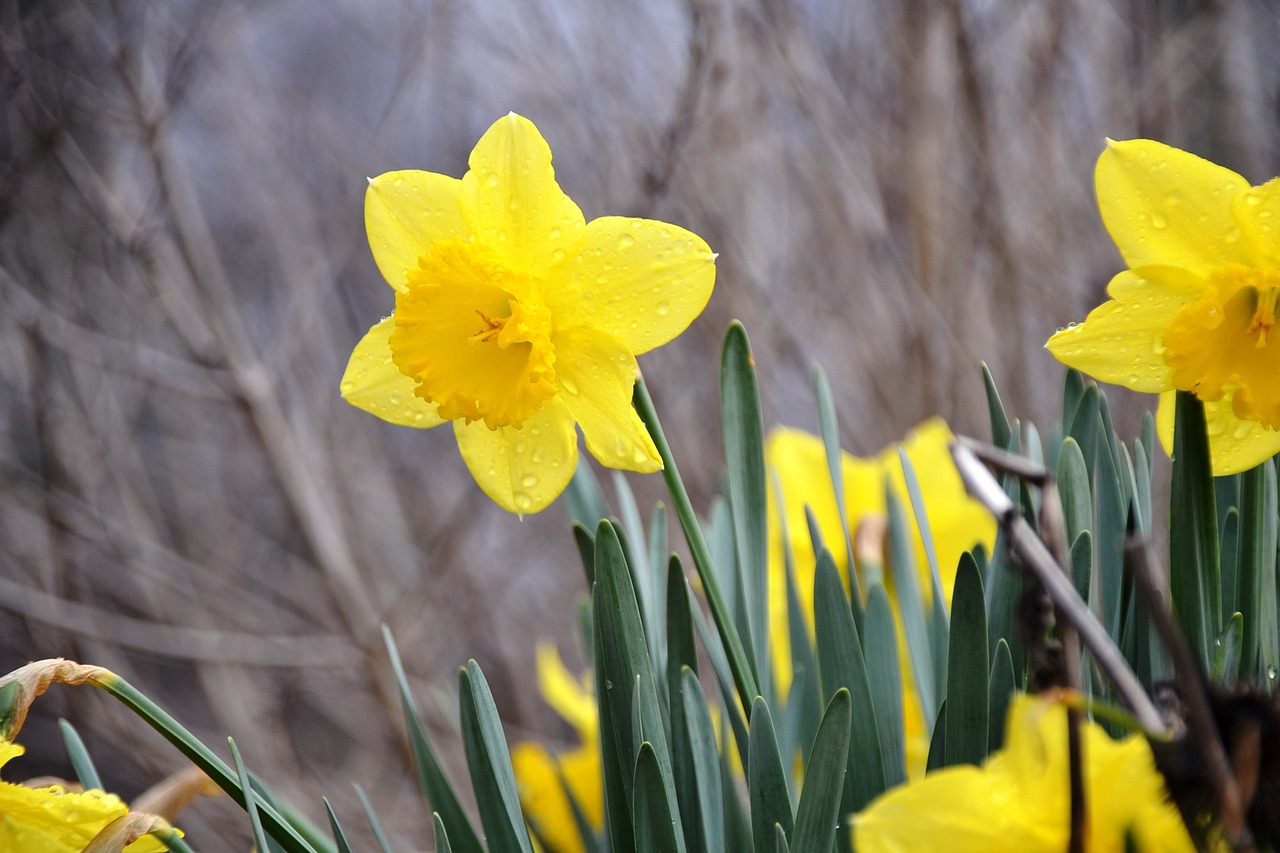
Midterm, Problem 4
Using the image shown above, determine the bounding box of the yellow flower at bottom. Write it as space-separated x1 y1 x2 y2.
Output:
851 693 1197 853
0 738 169 852
1047 138 1280 475
511 645 603 852
341 113 716 514
765 418 996 777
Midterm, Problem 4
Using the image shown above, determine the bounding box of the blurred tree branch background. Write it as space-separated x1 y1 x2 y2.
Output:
1 0 1277 848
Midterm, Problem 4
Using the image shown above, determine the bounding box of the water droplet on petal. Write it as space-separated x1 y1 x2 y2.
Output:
552 248 566 262
514 493 532 511
1150 212 1167 229
561 376 580 395
619 233 636 249
485 173 500 188
656 301 671 316
521 474 539 488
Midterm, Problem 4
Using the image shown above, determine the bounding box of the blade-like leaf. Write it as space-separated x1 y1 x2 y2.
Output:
682 668 724 853
944 553 988 767
790 688 852 853
988 639 1015 752
634 742 683 853
749 698 794 852
862 586 905 787
459 661 535 853
57 719 102 791
1170 391 1221 669
323 799 353 853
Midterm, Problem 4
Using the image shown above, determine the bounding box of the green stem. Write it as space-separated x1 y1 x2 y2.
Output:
634 375 759 709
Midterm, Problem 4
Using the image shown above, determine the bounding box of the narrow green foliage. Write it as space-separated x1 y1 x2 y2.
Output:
57 719 102 791
814 363 862 610
777 481 822 768
925 700 947 773
354 784 394 853
433 814 453 853
1062 369 1086 434
567 457 611 532
229 739 272 853
573 523 597 589
323 799 353 853
813 558 886 814
681 669 725 853
1170 391 1222 670
1057 438 1092 544
944 555 988 767
634 375 759 710
721 322 771 703
667 562 704 853
863 585 906 787
1215 613 1244 683
1094 425 1128 638
1070 531 1092 608
988 639 1015 751
748 698 794 852
1236 461 1277 679
775 824 791 853
791 689 853 853
983 363 1013 449
884 487 935 725
593 520 683 847
383 628 484 853
633 743 685 853
1068 383 1100 484
459 661 534 853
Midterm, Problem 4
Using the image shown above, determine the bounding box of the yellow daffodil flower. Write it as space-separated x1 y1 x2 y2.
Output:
0 738 170 852
511 645 603 852
341 113 716 514
766 418 996 777
851 693 1197 853
1047 138 1280 475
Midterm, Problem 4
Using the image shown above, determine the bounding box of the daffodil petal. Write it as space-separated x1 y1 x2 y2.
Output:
1046 267 1203 392
341 317 445 428
1233 176 1280 269
459 114 585 280
552 216 717 355
453 398 578 514
553 327 660 473
1096 138 1251 275
365 171 468 293
1156 390 1280 475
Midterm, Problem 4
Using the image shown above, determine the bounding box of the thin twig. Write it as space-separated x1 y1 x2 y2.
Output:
950 439 1165 732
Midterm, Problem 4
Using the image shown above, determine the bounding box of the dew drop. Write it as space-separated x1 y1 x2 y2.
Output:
561 376 580 395
1206 418 1227 437
1234 422 1254 440
514 493 532 512
1150 212 1167 229
552 248 566 262
619 233 636 249
340 380 355 395
521 474 539 488
656 300 671 316
1268 665 1278 681
550 226 562 240
596 273 610 285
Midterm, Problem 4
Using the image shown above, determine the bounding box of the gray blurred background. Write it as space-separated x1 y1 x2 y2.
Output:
2 0 1278 848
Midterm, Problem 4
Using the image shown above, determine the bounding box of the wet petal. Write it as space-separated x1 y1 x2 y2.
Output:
340 317 445 428
459 114 585 280
1159 391 1280 476
1233 177 1280 269
1046 267 1204 392
454 398 578 515
1097 139 1251 275
365 171 468 292
554 327 660 472
552 216 717 355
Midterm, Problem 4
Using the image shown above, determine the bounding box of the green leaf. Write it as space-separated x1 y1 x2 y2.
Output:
1070 531 1093 609
863 586 905 787
775 824 791 853
721 322 771 702
1214 612 1244 683
634 375 758 710
925 700 947 773
748 698 794 852
593 521 683 848
884 486 935 725
790 688 852 853
814 363 862 611
1057 438 1092 545
1062 368 1086 435
229 739 272 853
94 676 328 853
1235 461 1277 680
614 471 666 682
354 783 394 853
982 364 1013 450
459 661 534 853
775 470 822 769
323 799 353 853
667 561 704 853
944 554 988 767
634 742 684 853
1094 421 1128 638
988 639 1015 752
813 557 886 813
57 719 102 791
681 668 725 853
1170 391 1221 669
567 456 611 531
573 523 597 590
433 814 453 853
383 627 484 853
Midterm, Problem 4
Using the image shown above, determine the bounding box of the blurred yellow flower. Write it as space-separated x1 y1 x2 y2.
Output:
0 738 170 852
511 645 603 852
851 693 1196 853
765 418 996 777
1047 138 1280 475
342 113 716 514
